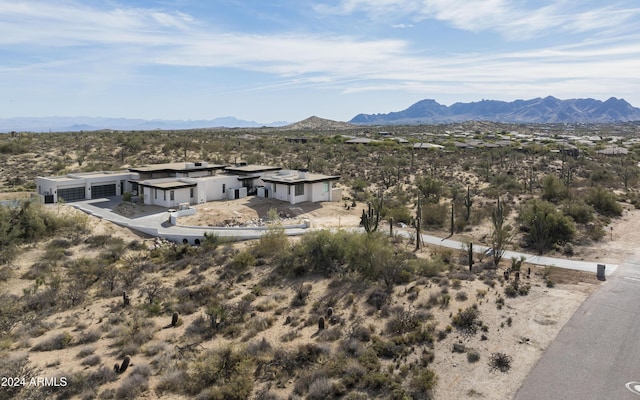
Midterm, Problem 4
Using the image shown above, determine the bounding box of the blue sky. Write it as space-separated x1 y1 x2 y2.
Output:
1 0 640 123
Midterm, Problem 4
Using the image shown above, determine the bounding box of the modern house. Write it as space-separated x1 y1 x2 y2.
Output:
37 162 340 207
261 170 341 204
223 165 283 196
37 170 137 204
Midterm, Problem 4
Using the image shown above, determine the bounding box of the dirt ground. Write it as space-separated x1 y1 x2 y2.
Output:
168 198 610 399
3 199 620 399
179 197 363 228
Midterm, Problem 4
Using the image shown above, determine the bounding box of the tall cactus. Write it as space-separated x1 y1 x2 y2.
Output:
415 194 423 251
450 202 455 235
463 186 473 221
361 192 383 233
468 242 474 272
491 196 507 266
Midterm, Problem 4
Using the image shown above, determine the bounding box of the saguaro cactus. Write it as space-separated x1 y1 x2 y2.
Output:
318 316 325 330
119 355 131 374
361 193 383 233
450 202 455 235
171 311 179 327
122 291 130 307
464 186 473 221
468 243 474 272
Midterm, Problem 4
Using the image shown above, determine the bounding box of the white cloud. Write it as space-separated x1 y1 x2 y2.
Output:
2 0 640 117
314 0 640 40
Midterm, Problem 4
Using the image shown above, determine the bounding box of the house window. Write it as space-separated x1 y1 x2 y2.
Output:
323 182 329 192
154 189 157 199
163 191 166 201
295 183 304 196
274 184 277 193
190 188 194 198
222 184 226 193
170 190 174 201
287 186 291 195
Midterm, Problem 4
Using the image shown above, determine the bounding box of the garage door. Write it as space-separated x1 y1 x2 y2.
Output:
91 184 116 199
58 187 86 202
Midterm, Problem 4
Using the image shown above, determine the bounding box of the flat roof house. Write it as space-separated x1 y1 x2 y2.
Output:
261 170 341 205
37 170 138 204
37 162 340 207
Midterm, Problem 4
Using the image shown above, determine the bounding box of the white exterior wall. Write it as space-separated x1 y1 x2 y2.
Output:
36 171 137 202
292 185 310 204
200 175 241 202
271 183 290 203
147 187 191 208
310 181 333 202
36 178 60 198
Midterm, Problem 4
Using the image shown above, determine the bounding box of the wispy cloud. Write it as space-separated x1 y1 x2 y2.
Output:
1 0 640 120
314 0 640 40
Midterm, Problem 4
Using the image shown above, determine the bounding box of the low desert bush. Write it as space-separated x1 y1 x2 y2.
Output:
489 352 512 373
32 332 74 351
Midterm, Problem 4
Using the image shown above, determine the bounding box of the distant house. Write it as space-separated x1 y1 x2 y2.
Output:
559 145 580 158
597 146 628 156
344 138 381 145
413 143 444 150
285 137 308 143
261 170 341 205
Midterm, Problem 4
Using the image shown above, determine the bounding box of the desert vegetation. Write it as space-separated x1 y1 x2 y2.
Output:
0 120 637 398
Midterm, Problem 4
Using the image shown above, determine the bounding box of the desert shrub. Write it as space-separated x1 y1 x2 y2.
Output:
467 350 481 363
504 283 518 298
307 377 335 400
0 353 38 399
115 372 149 399
57 366 117 399
32 332 74 351
80 354 101 366
452 343 466 353
252 225 291 260
519 199 575 254
455 291 468 302
451 307 480 337
413 256 449 278
385 308 423 335
384 205 412 224
230 251 255 271
77 328 101 344
409 368 438 398
421 203 448 228
489 352 512 373
366 288 390 310
541 174 568 203
586 186 623 216
562 201 594 224
186 346 254 398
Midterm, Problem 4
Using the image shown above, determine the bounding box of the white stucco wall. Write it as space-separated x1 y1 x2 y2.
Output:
199 175 241 202
147 187 191 208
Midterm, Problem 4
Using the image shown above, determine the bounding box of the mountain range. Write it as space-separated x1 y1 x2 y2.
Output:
3 96 640 132
350 96 640 125
0 116 288 133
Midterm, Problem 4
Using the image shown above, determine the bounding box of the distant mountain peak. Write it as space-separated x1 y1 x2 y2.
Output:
284 116 355 130
350 97 640 124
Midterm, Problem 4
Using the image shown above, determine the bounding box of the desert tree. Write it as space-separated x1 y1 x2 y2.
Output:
519 199 575 254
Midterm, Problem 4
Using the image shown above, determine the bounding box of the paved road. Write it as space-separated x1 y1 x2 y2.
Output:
514 252 640 400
